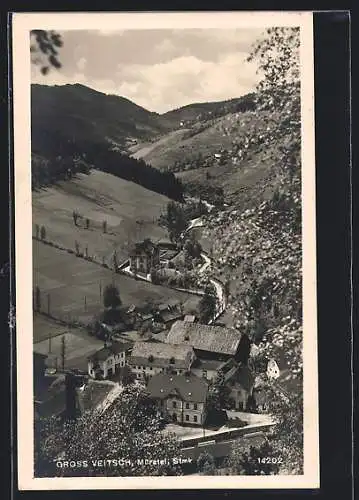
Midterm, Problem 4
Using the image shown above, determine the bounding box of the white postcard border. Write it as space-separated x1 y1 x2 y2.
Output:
12 11 319 490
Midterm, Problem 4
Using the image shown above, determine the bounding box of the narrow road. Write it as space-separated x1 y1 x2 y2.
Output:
185 215 227 324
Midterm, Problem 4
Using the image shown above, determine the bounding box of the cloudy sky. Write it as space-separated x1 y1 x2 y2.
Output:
31 29 265 113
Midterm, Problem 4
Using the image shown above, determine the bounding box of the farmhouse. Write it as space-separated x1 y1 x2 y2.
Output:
165 321 250 363
147 373 208 425
154 301 184 327
129 238 160 275
88 340 132 379
128 341 196 380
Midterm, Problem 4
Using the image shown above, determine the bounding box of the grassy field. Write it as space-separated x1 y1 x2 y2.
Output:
33 241 201 325
33 314 104 370
32 170 169 265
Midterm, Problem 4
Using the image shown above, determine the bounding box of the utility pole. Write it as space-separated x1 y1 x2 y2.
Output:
61 335 66 371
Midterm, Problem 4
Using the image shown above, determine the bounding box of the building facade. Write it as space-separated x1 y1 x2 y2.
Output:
88 341 132 379
147 373 208 426
128 341 196 381
129 239 160 275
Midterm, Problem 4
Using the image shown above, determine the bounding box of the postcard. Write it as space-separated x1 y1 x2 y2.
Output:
12 11 319 490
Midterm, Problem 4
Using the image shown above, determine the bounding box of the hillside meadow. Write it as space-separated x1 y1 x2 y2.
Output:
32 170 170 265
33 241 201 326
33 314 104 370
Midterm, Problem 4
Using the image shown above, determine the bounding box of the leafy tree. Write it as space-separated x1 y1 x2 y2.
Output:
161 201 188 242
197 452 216 475
40 225 46 241
34 385 184 477
208 370 231 411
254 324 303 473
199 287 217 323
183 237 202 261
199 27 303 474
35 224 40 239
248 27 301 198
226 441 279 475
103 283 121 310
121 365 136 386
30 30 63 75
72 210 79 226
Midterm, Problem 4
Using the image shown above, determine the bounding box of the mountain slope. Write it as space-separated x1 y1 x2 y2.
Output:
132 105 282 208
31 83 171 157
161 93 256 128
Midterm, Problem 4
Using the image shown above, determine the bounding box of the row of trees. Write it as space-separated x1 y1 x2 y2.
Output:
32 153 91 190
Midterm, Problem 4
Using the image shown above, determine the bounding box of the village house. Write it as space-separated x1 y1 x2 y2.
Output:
191 358 225 382
165 321 251 364
147 373 208 425
191 356 254 410
227 363 255 411
87 340 132 379
128 341 196 380
129 238 160 275
153 301 184 328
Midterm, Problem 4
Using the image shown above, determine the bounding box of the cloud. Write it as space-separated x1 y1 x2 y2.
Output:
31 28 262 112
76 57 87 71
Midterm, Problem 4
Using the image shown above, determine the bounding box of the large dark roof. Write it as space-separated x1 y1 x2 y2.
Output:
130 239 158 257
129 341 194 370
147 373 208 403
166 321 242 356
88 341 132 362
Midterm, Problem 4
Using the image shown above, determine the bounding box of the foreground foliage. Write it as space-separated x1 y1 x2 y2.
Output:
35 385 184 477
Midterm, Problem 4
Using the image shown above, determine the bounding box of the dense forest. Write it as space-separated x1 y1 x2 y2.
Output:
31 138 184 202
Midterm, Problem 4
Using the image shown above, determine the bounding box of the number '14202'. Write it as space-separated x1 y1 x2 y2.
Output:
257 457 283 464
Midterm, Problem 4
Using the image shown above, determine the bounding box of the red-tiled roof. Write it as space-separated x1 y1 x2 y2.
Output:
166 321 242 356
147 373 208 403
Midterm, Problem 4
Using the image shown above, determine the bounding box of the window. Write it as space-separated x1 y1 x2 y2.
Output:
194 403 198 410
185 415 189 421
185 403 190 409
193 415 198 423
172 401 177 408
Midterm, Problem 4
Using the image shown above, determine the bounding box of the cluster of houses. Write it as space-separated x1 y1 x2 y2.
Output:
87 318 252 426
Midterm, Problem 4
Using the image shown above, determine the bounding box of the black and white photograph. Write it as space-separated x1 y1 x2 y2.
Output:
12 11 319 490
